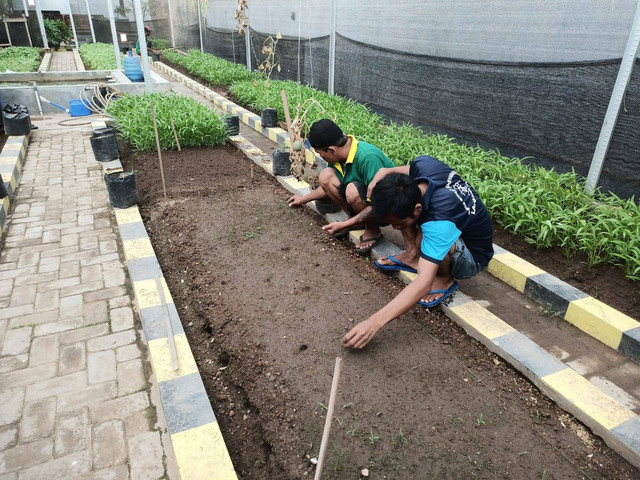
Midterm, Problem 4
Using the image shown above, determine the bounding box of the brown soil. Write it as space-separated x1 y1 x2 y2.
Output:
123 144 639 480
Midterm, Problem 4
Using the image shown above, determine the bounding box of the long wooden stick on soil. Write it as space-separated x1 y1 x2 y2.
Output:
154 277 179 371
170 116 181 151
280 89 295 143
149 100 168 198
314 357 343 480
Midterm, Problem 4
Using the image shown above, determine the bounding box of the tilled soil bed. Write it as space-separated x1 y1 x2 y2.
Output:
123 144 638 479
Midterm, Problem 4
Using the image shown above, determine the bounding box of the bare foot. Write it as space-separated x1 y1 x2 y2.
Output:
355 227 383 253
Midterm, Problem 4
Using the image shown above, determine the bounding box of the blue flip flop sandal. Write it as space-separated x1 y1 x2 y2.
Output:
418 281 459 308
374 255 418 274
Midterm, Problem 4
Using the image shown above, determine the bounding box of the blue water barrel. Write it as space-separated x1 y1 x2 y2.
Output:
123 53 143 82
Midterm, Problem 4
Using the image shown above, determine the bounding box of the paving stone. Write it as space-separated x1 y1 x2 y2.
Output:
34 289 59 312
129 431 165 480
1 327 31 356
24 371 86 402
83 300 108 325
8 310 59 329
103 266 126 289
84 286 126 303
38 276 80 292
92 420 126 469
0 280 13 298
81 253 120 267
59 260 80 281
0 387 24 427
17 252 40 269
116 344 141 363
13 271 57 287
20 397 56 442
87 330 136 353
0 354 27 375
110 307 134 332
0 305 35 321
28 334 59 367
0 364 57 390
60 294 83 317
117 358 146 396
59 342 86 375
81 264 102 284
108 296 130 310
90 391 149 424
34 317 85 337
37 256 60 274
54 408 89 457
60 280 104 298
88 350 116 384
0 426 17 451
40 246 78 259
8 283 36 307
57 381 117 413
60 323 110 345
18 450 90 480
0 267 37 282
41 229 61 245
60 234 79 248
0 438 52 474
69 464 129 480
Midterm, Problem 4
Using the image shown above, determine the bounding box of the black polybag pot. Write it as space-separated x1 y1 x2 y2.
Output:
272 150 291 176
224 115 240 136
90 133 120 162
0 174 8 199
104 171 139 209
261 108 278 128
2 104 31 136
315 196 341 214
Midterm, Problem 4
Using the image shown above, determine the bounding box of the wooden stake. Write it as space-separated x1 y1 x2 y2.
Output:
155 277 179 371
170 116 181 151
149 100 168 198
280 89 295 144
314 357 343 480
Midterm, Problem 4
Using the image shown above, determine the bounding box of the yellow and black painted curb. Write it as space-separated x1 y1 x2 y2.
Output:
92 121 238 480
72 48 85 72
441 291 640 470
229 132 640 470
0 135 29 239
153 60 640 366
488 245 640 364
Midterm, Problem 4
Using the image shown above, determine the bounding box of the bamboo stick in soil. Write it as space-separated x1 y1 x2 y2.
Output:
314 357 343 480
170 116 181 151
149 100 167 198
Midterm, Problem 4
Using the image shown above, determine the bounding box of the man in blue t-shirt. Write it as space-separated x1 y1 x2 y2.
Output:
342 155 493 349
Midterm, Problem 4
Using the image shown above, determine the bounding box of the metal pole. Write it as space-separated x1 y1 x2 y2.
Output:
65 0 79 48
197 0 203 52
585 1 640 195
328 0 337 94
244 21 251 70
21 0 29 17
166 0 176 47
132 0 153 93
33 0 49 49
105 0 122 69
84 0 96 43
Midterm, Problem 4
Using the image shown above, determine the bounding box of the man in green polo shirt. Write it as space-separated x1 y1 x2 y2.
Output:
287 119 394 254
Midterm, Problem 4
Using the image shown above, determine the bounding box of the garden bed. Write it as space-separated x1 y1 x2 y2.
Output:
122 144 638 479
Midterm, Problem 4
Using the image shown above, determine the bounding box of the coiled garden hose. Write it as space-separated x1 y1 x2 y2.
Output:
78 82 123 116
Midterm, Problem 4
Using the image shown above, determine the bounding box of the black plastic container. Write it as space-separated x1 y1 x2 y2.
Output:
2 104 31 135
90 133 120 162
104 171 139 209
0 173 8 199
272 150 291 176
224 115 240 136
315 197 341 214
261 108 278 128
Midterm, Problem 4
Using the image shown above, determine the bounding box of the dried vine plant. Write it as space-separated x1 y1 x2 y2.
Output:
289 99 336 184
235 0 248 35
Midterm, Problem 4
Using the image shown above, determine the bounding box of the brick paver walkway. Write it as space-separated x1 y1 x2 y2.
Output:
0 118 173 479
49 51 77 72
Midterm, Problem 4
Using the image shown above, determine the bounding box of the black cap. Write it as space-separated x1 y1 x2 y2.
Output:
307 119 344 149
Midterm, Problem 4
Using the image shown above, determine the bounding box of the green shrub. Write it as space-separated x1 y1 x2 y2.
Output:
162 48 255 86
44 19 73 48
0 46 41 72
107 92 228 151
79 43 123 70
150 38 170 50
